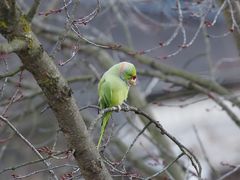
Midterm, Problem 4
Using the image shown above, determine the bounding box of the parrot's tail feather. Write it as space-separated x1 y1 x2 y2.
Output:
97 112 112 149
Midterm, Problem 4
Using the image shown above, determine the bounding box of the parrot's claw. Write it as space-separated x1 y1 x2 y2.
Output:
121 102 130 111
117 105 121 112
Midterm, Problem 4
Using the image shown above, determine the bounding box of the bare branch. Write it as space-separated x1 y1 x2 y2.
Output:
0 39 28 54
145 153 184 180
0 115 58 179
26 0 41 21
13 164 78 179
192 125 219 178
89 105 202 177
72 0 100 25
217 164 240 180
139 69 240 128
119 121 152 163
0 150 68 175
38 0 72 16
0 66 24 80
192 84 240 127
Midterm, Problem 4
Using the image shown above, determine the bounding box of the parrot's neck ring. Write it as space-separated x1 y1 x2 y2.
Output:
120 75 130 87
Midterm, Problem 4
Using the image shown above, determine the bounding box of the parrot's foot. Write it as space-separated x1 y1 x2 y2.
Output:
121 102 130 111
117 105 121 112
122 101 128 107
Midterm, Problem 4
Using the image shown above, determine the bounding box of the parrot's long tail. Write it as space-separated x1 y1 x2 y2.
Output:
97 112 112 149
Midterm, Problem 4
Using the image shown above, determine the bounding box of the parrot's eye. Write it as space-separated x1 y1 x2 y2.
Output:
132 76 136 80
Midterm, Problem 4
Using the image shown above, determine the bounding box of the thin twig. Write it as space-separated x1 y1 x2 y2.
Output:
119 121 152 163
192 125 218 177
144 153 184 180
13 164 78 179
217 164 240 180
0 150 67 175
0 66 24 80
0 115 58 180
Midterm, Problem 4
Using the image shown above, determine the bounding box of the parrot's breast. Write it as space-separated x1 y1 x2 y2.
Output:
110 77 129 106
98 73 130 109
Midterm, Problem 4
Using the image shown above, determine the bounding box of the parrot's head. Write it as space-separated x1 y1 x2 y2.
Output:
119 62 137 86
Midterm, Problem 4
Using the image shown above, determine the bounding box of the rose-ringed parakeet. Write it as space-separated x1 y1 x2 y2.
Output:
97 62 137 149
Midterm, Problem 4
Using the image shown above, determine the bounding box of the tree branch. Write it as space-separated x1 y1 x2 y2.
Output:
0 150 67 175
145 153 184 180
88 105 202 178
217 164 240 180
0 66 24 80
0 39 28 54
140 69 240 128
26 0 41 22
0 115 58 179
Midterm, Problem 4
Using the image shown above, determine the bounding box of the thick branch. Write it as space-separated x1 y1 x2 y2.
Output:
0 39 28 54
19 37 111 180
19 31 111 180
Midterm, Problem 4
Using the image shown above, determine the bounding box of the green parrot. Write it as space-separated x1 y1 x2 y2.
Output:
97 62 137 149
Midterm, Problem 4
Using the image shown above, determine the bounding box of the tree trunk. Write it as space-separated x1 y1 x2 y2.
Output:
0 1 112 179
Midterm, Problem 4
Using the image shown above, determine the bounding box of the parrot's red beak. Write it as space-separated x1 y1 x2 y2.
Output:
129 75 137 86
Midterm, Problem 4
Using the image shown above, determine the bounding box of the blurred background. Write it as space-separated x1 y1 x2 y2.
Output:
0 0 240 179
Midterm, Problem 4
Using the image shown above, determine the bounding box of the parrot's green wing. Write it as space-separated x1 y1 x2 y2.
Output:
97 79 113 149
98 78 112 108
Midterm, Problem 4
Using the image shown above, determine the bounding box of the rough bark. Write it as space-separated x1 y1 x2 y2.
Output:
0 1 112 179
